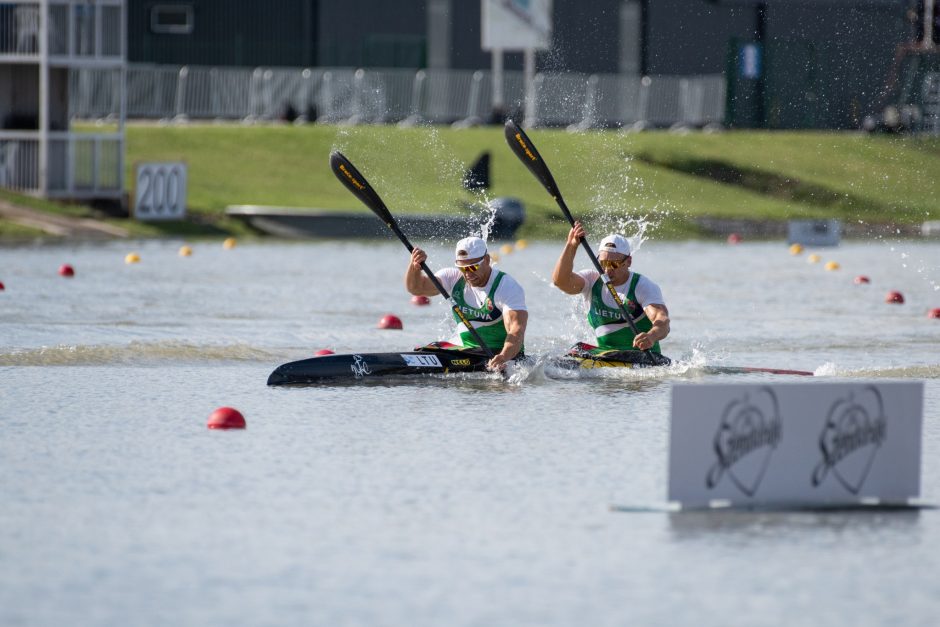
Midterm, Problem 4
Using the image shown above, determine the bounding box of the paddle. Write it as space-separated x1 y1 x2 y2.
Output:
503 120 668 365
329 151 499 363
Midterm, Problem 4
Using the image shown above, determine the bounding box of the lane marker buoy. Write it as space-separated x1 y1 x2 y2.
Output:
727 233 742 245
854 275 871 284
0 280 5 291
207 407 246 430
125 253 140 264
789 243 803 255
807 254 821 264
824 261 840 271
59 264 75 277
378 314 403 329
314 348 335 356
500 243 514 255
515 239 529 250
179 245 193 257
411 295 430 306
928 308 940 319
223 237 237 250
885 291 905 304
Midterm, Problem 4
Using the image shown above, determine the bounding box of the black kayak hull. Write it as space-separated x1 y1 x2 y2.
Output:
267 348 812 385
267 349 494 385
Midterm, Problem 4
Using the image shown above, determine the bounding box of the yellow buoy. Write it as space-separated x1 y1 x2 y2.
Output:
789 243 804 255
223 237 237 250
179 245 193 257
500 243 514 255
515 239 529 250
825 261 840 271
807 253 821 264
490 253 500 263
125 252 140 264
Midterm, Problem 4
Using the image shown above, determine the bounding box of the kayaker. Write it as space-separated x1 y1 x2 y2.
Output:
551 221 670 356
406 236 528 371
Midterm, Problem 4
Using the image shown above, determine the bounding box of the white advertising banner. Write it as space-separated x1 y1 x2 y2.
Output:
668 382 923 509
482 0 552 51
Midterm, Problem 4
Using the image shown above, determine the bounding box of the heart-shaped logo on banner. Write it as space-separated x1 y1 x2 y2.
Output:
706 388 782 497
812 386 887 495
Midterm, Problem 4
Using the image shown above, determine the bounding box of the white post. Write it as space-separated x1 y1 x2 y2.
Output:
175 66 189 120
120 0 127 132
925 0 936 50
95 0 103 58
39 0 49 195
491 47 504 111
523 47 536 127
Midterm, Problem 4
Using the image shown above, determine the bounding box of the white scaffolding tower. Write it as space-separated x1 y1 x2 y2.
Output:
0 0 125 199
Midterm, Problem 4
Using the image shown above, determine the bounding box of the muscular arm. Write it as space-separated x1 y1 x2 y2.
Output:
632 304 670 351
552 222 587 295
405 248 440 297
487 309 528 370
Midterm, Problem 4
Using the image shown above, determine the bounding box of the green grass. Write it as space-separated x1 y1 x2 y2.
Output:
6 124 939 241
123 124 940 239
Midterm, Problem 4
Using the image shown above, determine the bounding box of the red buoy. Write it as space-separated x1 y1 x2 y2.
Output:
885 291 905 304
58 264 75 277
378 314 403 329
314 348 335 356
854 275 871 285
727 233 742 245
928 308 940 319
0 280 5 291
207 407 246 430
411 295 430 306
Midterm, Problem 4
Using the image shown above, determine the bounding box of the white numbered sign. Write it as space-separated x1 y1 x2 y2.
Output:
134 162 188 220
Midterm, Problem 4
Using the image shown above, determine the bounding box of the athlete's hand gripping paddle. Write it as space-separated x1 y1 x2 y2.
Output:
503 120 666 365
329 151 499 365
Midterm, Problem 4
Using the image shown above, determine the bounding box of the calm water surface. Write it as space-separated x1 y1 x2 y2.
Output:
1 238 939 626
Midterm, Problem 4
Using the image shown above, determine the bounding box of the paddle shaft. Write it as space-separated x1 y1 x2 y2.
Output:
554 194 646 336
504 121 661 361
330 151 497 360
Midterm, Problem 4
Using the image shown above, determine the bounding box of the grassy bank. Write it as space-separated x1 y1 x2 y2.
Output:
4 124 939 240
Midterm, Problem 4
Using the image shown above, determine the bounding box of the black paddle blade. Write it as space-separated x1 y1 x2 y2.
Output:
504 120 561 198
329 151 395 226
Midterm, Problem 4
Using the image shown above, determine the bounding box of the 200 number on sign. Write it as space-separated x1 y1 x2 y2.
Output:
135 162 188 220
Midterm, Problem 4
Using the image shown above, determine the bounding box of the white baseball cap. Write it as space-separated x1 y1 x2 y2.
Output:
598 234 631 256
455 236 487 264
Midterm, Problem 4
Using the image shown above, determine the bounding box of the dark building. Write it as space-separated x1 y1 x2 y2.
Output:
128 0 920 129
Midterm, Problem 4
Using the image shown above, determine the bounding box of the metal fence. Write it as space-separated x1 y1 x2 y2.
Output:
71 64 727 128
0 132 122 197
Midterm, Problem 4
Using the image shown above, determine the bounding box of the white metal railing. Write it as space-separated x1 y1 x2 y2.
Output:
0 131 121 197
0 133 39 191
0 1 124 63
70 64 727 128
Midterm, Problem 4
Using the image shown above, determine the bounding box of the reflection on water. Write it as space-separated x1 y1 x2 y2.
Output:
667 508 925 540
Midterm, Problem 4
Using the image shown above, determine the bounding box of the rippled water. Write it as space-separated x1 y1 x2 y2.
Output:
2 238 939 626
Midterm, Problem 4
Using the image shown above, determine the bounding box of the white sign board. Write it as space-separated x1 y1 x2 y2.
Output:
134 162 188 221
482 0 552 51
669 382 923 509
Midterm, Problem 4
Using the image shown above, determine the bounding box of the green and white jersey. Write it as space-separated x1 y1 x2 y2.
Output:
436 267 527 350
576 269 665 352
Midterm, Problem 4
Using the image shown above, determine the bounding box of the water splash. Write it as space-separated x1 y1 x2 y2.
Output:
0 341 280 366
